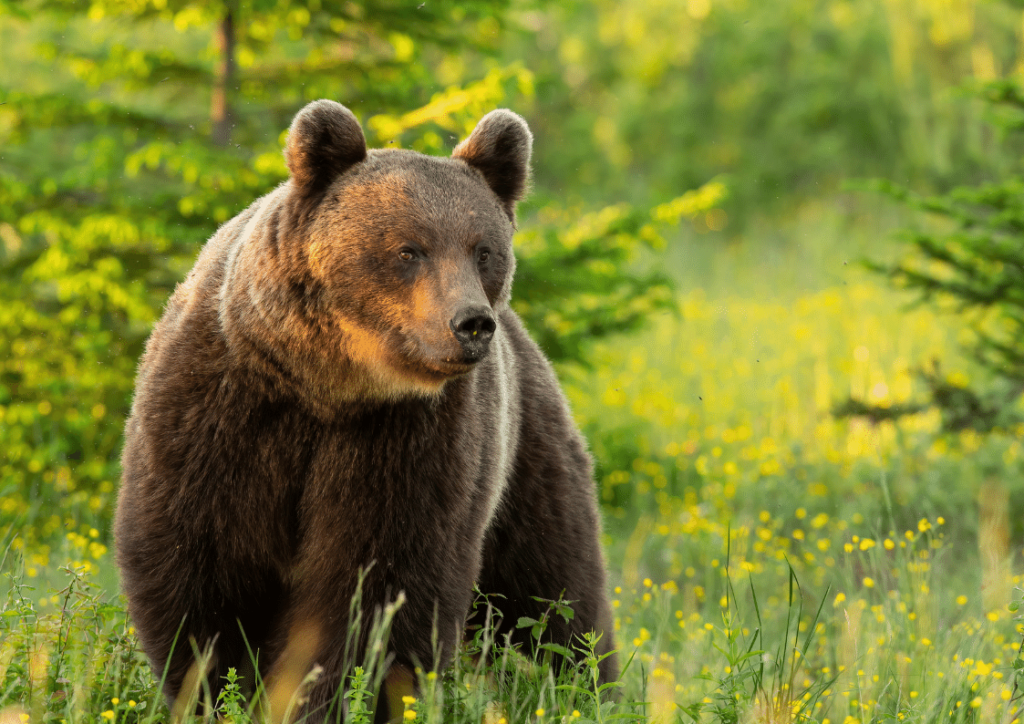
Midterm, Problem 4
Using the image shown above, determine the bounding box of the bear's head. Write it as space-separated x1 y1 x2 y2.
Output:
224 100 532 407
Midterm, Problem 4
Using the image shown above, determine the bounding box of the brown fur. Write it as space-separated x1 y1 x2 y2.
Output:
115 100 617 722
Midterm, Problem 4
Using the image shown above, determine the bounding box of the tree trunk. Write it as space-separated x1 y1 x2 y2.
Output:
211 6 235 146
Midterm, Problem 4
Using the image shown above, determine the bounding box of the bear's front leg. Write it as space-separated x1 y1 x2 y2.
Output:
473 393 619 686
271 577 471 723
116 518 289 712
271 518 480 723
474 491 619 686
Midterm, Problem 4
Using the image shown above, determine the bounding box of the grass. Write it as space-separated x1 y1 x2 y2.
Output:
4 508 1024 723
5 216 1024 722
0 568 639 723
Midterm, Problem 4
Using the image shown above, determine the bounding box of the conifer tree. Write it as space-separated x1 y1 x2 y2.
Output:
838 79 1024 433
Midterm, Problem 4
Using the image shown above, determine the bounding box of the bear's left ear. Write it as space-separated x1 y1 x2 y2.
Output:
453 110 532 222
285 100 367 197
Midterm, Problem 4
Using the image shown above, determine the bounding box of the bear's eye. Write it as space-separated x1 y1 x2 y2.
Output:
478 249 490 264
398 248 416 262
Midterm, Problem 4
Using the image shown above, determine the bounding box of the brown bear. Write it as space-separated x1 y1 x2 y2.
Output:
115 99 618 722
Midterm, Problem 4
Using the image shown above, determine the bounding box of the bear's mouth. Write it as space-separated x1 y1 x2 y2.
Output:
384 347 479 386
419 357 478 379
394 331 483 381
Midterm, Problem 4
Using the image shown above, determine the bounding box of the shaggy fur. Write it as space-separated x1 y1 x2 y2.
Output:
115 100 617 722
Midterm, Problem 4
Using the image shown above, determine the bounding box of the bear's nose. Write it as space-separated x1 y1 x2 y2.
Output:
450 307 496 361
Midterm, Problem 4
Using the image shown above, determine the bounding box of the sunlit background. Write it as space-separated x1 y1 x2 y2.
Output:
4 0 1024 721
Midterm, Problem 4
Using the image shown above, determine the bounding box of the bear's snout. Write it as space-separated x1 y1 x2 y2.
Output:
450 306 496 361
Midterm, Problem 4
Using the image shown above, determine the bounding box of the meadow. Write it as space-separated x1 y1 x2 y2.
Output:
3 208 1024 723
4 1 1024 719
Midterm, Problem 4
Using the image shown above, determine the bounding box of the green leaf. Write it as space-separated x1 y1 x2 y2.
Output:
539 643 572 657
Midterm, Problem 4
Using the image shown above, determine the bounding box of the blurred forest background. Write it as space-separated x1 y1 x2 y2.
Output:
7 0 1024 721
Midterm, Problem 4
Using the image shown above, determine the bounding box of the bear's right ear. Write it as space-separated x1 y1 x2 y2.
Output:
285 100 367 197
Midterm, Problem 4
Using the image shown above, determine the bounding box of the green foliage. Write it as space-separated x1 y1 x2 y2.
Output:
344 667 373 724
513 181 725 366
843 76 1024 433
0 565 158 722
515 594 576 647
215 668 248 721
869 174 1024 386
504 0 1023 230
